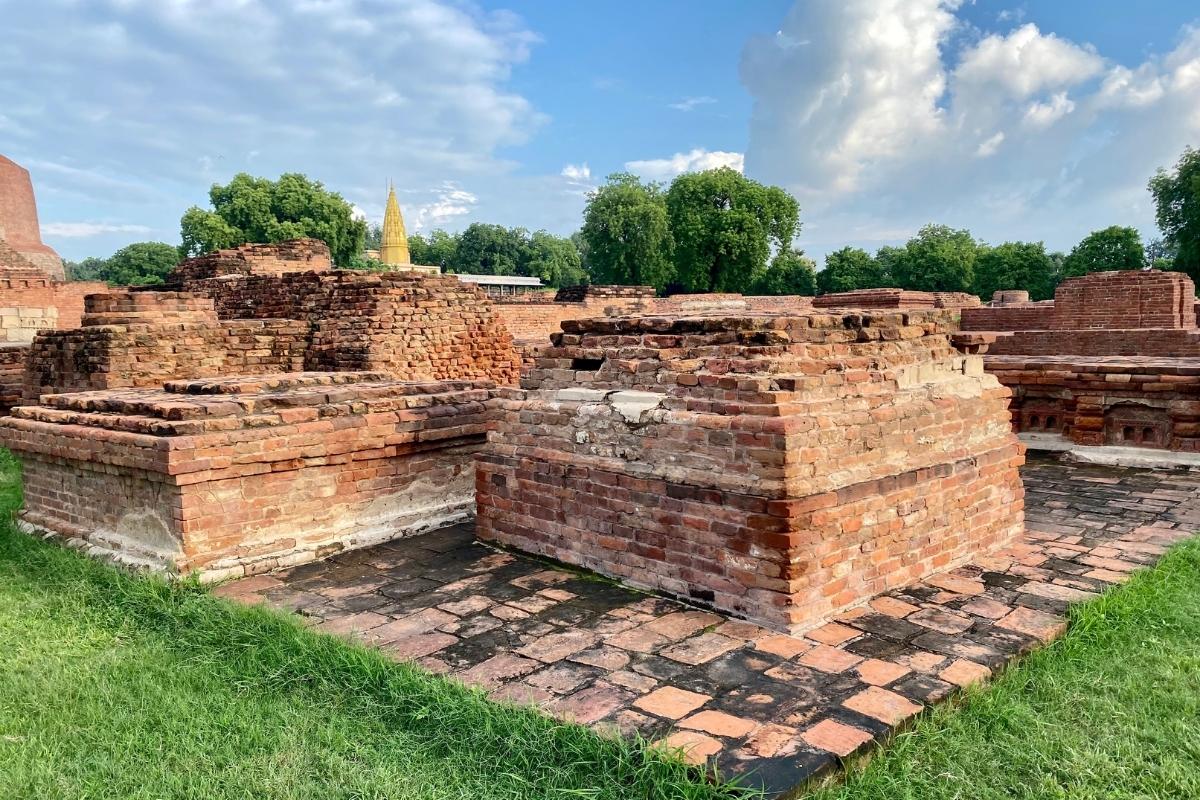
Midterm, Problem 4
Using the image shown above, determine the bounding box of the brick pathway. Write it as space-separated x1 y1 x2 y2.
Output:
215 455 1200 795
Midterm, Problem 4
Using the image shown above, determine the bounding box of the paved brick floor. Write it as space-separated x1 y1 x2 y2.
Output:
216 455 1200 795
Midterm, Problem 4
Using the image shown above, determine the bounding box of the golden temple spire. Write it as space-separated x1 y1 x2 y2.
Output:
380 182 411 265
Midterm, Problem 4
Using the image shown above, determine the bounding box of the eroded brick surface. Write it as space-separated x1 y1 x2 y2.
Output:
221 456 1200 795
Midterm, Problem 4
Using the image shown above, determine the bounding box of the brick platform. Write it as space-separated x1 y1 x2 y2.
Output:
0 372 492 579
26 271 521 399
813 289 980 310
216 456 1200 795
969 272 1200 452
476 311 1024 632
169 237 332 282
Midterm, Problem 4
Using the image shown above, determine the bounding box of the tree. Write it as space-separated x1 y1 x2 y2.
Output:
448 223 527 276
364 222 382 251
1062 226 1144 277
817 246 878 294
890 224 979 292
64 242 180 286
973 241 1058 301
524 231 586 287
580 173 674 290
1149 146 1200 281
179 173 366 266
1145 237 1178 272
751 249 817 296
64 256 109 282
409 229 458 270
872 246 902 287
665 167 799 293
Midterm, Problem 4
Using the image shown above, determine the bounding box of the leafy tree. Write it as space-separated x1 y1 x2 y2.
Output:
666 167 799 293
817 246 879 294
872 246 902 287
179 173 366 266
973 241 1058 301
64 256 109 282
890 224 979 292
364 222 382 251
1062 225 1144 277
525 231 586 287
448 223 529 276
64 242 180 286
580 173 674 290
1149 146 1200 281
409 229 458 270
751 250 817 296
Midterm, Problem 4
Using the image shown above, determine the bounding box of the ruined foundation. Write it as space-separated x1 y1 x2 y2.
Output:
0 373 491 579
967 271 1200 453
476 310 1025 632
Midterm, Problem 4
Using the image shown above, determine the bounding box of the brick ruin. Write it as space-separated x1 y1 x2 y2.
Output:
0 156 108 408
2 373 489 578
965 271 1200 452
813 288 981 311
25 269 521 400
476 310 1024 632
167 237 333 282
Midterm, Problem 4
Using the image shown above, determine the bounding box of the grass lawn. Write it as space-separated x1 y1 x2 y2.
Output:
806 538 1200 800
0 451 739 800
1 447 1198 800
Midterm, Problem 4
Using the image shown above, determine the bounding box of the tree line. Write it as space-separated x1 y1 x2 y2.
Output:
65 145 1200 299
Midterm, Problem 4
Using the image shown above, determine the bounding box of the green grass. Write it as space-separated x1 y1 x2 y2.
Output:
1 447 1199 800
806 537 1200 800
0 451 743 800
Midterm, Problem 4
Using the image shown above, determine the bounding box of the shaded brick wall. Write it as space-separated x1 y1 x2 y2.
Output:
1052 270 1195 329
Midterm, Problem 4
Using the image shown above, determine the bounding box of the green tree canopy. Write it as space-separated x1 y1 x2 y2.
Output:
665 167 799 293
448 223 526 276
525 230 586 288
973 241 1058 301
817 246 880 294
1149 146 1200 282
408 230 459 270
1062 225 1145 277
890 224 979 292
65 242 180 286
580 173 674 290
179 173 366 266
751 249 817 296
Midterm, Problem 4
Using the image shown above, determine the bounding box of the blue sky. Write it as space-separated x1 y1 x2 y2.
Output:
2 0 1198 265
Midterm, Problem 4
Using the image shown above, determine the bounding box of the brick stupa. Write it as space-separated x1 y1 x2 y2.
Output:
0 155 64 280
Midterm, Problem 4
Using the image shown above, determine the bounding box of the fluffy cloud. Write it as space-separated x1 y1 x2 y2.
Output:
41 222 152 238
625 149 744 182
740 2 1200 259
0 0 544 257
560 163 592 182
668 96 717 112
408 183 478 230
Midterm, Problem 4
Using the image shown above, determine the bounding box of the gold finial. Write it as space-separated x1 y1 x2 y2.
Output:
380 181 410 265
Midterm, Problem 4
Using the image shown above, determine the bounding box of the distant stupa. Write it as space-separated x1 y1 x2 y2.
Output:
380 183 411 266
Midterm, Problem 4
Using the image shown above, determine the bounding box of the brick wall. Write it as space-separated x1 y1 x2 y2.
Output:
476 310 1024 632
1 373 491 578
1052 270 1195 329
960 301 1055 332
988 355 1200 451
168 238 333 282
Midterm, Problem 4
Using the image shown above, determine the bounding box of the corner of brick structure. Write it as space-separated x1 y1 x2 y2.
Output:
0 372 495 579
475 309 1026 634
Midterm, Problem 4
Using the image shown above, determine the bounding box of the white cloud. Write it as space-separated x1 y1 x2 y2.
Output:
409 182 478 230
560 163 591 181
668 96 717 112
625 149 744 182
975 131 1005 157
1 0 546 258
954 23 1104 98
1023 91 1075 128
741 2 1200 261
41 222 153 238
